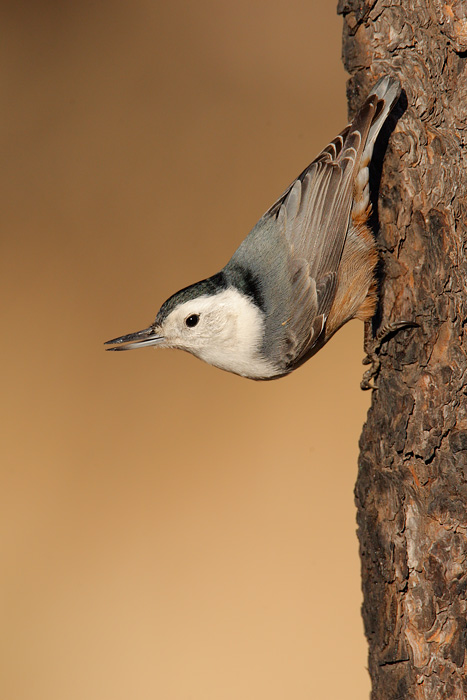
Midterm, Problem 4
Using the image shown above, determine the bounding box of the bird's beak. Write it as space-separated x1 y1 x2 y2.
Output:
104 326 165 351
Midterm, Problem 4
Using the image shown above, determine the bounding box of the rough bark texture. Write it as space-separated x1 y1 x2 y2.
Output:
338 1 467 698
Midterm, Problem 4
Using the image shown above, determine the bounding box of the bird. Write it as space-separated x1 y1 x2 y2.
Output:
105 76 401 381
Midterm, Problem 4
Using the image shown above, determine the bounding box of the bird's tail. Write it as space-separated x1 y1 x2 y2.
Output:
364 76 401 160
349 75 401 221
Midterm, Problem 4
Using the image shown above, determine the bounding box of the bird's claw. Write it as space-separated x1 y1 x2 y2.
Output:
361 320 419 391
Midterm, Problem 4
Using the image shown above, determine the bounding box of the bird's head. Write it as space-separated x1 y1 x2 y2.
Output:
105 276 277 378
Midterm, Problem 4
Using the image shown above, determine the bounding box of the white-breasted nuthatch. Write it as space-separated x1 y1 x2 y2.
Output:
106 76 401 380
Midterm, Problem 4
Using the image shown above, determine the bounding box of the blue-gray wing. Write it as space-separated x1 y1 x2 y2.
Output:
259 77 400 369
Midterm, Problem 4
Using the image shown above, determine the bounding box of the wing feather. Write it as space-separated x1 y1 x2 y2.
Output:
263 98 383 366
228 76 401 373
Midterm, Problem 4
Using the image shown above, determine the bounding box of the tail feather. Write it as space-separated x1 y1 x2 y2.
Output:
351 75 401 220
365 76 401 154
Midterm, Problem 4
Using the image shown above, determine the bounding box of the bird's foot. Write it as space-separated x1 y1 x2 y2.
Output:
360 320 419 391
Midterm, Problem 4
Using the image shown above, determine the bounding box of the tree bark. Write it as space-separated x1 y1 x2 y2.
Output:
338 1 467 698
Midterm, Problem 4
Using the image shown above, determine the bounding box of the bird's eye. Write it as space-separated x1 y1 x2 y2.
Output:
185 314 199 328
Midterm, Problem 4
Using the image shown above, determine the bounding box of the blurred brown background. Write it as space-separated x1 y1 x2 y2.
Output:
1 2 372 698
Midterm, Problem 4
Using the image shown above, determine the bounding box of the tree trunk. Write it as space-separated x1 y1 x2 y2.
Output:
338 1 467 698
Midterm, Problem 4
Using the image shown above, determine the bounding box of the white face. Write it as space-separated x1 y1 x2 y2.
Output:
158 288 277 379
